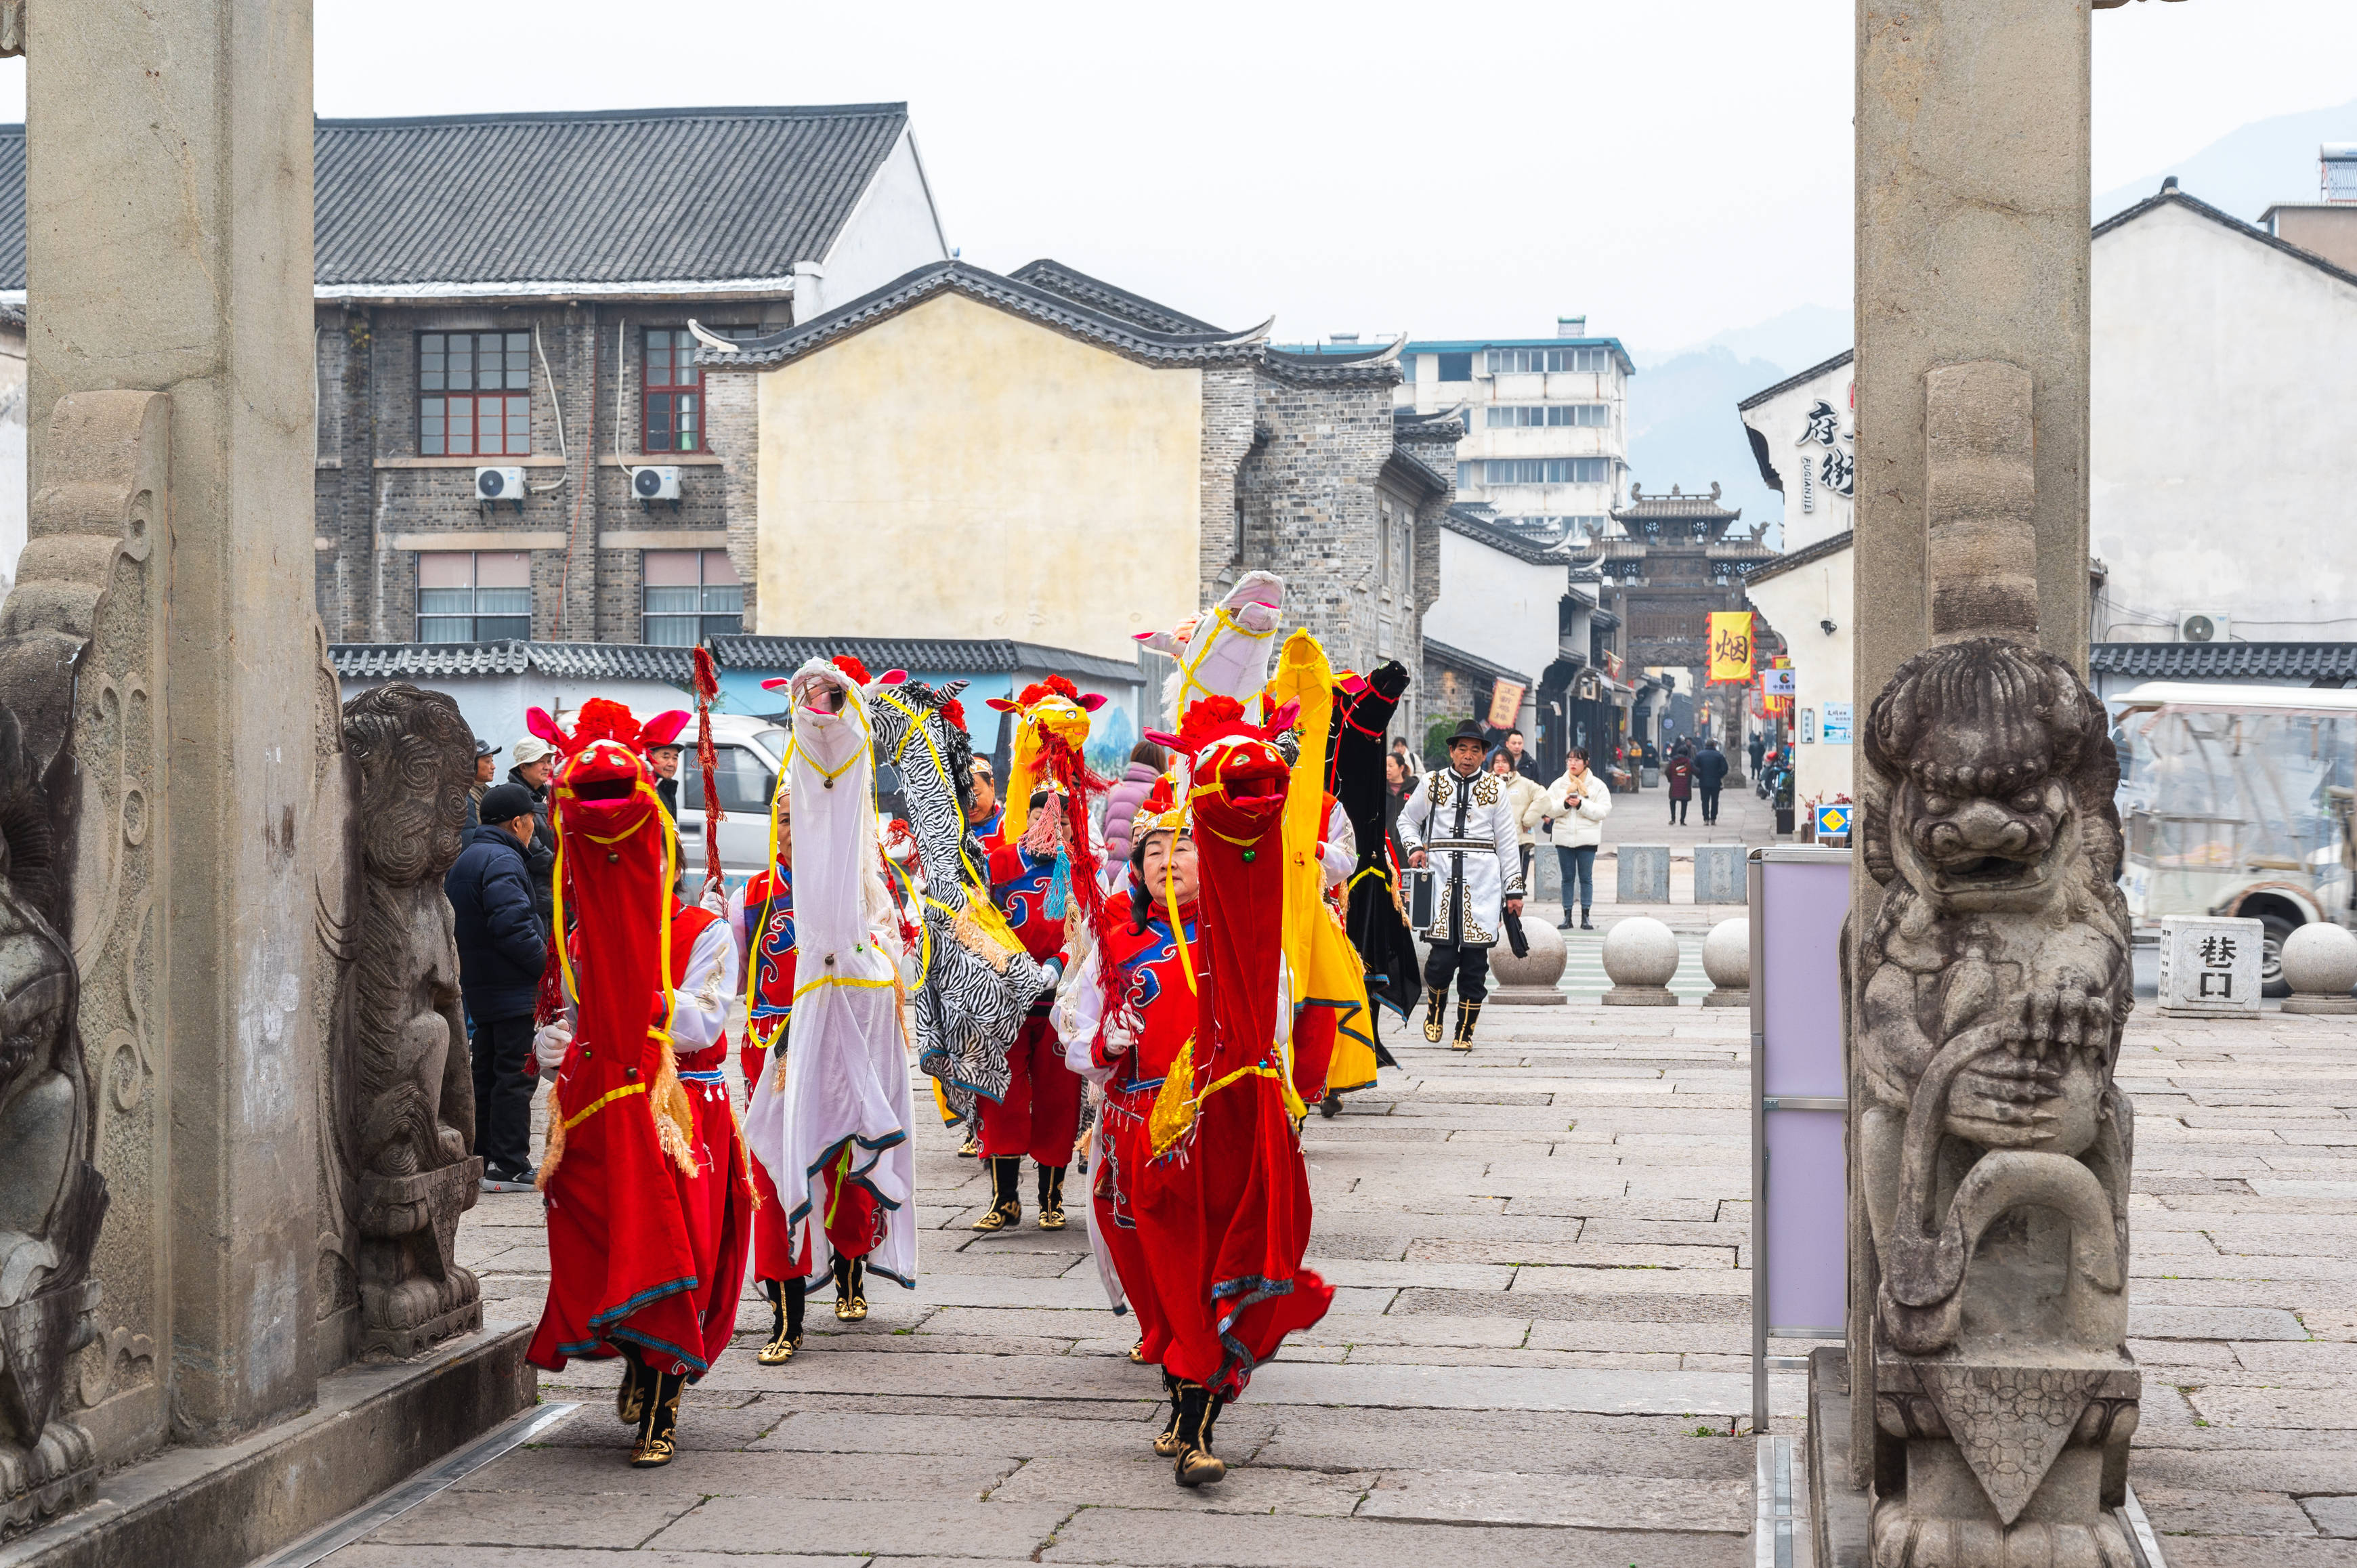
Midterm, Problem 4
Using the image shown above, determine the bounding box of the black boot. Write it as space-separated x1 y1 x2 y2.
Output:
1319 1090 1342 1119
1152 1372 1184 1457
1452 998 1483 1053
631 1363 685 1467
1420 985 1449 1044
758 1277 805 1365
832 1254 869 1321
1580 910 1594 931
1172 1381 1226 1487
616 1346 654 1426
1037 1164 1068 1230
971 1155 1021 1232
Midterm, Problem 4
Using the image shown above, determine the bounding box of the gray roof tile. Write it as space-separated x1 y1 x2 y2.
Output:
331 639 696 683
0 104 910 292
710 634 1143 687
2089 641 2357 683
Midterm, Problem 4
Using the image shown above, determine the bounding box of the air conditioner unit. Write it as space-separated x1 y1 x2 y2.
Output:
2178 610 2231 644
633 466 681 503
474 466 526 504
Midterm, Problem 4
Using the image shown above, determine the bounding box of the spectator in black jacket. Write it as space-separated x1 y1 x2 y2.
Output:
505 735 560 928
1693 739 1730 828
446 783 551 1191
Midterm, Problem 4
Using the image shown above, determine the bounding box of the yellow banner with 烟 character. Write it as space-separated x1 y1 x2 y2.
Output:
1707 612 1755 683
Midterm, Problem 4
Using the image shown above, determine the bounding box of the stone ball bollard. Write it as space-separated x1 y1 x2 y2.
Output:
1601 916 1680 1007
1489 916 1567 1005
2281 923 2357 1015
1701 918 1749 1009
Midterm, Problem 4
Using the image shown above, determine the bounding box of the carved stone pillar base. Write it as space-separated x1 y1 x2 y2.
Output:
356 1161 484 1360
0 1418 97 1531
1870 1354 2141 1568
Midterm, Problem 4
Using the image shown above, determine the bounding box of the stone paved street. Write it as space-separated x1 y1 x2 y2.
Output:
300 784 2357 1567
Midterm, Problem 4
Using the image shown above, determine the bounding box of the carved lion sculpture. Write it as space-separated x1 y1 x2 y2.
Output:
333 683 484 1357
339 683 475 1179
1854 637 2139 1565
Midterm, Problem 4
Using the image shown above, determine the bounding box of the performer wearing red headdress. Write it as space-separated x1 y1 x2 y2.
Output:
1096 698 1332 1487
972 676 1119 1235
524 698 755 1469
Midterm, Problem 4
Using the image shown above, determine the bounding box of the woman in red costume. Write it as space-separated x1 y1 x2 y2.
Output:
1080 699 1332 1487
524 699 755 1468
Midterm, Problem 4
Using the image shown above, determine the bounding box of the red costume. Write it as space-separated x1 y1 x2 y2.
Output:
524 699 754 1468
981 839 1082 1168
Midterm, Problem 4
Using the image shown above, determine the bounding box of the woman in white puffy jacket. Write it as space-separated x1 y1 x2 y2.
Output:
1542 746 1613 931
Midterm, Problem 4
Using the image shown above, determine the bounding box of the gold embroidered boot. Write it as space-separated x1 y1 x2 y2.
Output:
1037 1164 1068 1230
1421 985 1449 1044
757 1277 805 1365
1152 1373 1184 1457
616 1347 653 1426
1172 1381 1226 1487
630 1365 685 1468
1452 998 1483 1053
832 1254 870 1322
971 1156 1021 1232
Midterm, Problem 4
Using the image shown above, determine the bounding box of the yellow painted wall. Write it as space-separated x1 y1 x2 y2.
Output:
754 292 1203 659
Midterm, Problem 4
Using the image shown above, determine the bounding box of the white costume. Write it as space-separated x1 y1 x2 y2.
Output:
1395 766 1525 948
743 660 918 1288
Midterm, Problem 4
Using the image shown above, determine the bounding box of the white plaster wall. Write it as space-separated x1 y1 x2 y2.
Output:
1745 543 1855 805
1422 528 1564 729
2092 200 2357 643
1739 359 1853 555
808 131 951 318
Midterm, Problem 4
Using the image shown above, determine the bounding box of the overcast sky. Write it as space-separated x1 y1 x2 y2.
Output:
3 1 2353 351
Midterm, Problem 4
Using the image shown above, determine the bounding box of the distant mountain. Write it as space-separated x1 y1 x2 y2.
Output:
2095 98 2357 224
1637 305 1850 377
1624 345 1795 545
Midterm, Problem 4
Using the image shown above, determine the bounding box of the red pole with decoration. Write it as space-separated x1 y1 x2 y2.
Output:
692 644 726 895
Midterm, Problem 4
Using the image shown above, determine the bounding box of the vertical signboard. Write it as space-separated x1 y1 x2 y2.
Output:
1750 845 1852 1430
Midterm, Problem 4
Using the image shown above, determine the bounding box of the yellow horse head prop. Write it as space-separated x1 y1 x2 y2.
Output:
983 675 1103 841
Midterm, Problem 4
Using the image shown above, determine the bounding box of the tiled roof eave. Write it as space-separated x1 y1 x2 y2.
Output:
2088 641 2357 681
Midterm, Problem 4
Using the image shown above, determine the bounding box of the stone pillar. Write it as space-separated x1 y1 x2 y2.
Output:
1837 5 2142 1563
29 0 325 1440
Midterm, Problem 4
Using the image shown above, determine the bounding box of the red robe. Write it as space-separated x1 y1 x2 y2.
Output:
663 905 757 1371
981 841 1080 1163
1090 903 1205 1368
1134 780 1332 1399
528 784 709 1378
736 866 797 1284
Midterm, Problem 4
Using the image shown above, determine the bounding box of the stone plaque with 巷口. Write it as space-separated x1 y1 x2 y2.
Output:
2157 916 2264 1018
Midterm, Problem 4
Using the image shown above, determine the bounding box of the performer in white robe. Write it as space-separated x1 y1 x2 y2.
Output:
1394 717 1525 1052
743 657 919 1310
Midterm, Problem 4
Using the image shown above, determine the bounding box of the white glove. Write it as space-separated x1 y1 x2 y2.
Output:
532 1020 574 1073
698 880 728 916
1099 1009 1138 1061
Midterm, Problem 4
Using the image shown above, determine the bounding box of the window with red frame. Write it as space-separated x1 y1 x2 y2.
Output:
643 329 702 452
419 333 531 457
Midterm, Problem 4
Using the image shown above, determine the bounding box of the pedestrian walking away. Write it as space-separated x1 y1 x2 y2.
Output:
1665 742 1694 826
1693 736 1728 827
444 782 547 1191
1397 718 1525 1051
1747 730 1766 780
1542 746 1612 931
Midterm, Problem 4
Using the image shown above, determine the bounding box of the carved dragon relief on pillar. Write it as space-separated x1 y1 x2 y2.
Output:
1850 363 2139 1567
316 681 484 1361
0 389 167 1528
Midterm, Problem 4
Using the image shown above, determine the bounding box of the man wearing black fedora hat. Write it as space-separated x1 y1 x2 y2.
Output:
1395 718 1525 1051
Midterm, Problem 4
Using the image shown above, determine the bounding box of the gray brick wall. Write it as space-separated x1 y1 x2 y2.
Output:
1195 364 1256 601
314 301 785 645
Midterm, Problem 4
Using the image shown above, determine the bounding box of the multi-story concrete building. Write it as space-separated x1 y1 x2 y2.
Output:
0 103 953 643
1387 318 1634 547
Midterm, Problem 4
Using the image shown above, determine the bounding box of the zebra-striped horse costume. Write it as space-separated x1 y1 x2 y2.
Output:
867 675 1044 1122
